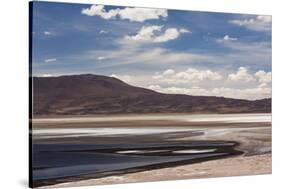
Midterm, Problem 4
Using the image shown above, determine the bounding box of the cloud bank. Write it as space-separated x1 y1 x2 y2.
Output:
229 15 272 32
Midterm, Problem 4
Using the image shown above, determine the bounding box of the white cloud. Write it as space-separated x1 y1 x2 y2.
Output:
107 70 271 100
125 25 190 43
44 58 57 63
125 25 162 41
229 15 271 32
255 70 272 83
175 69 222 81
163 69 175 75
81 5 119 19
153 68 222 84
153 28 181 42
99 30 108 34
228 67 255 82
147 84 271 100
211 86 271 100
81 5 167 22
109 67 271 100
118 7 167 22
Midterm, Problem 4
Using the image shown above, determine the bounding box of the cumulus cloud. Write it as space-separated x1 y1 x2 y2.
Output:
145 67 271 100
153 28 181 42
147 84 271 100
153 68 222 84
44 58 57 63
125 25 190 43
175 69 222 81
163 69 175 75
81 5 119 19
125 25 162 41
118 7 167 22
211 86 271 100
81 5 167 22
229 15 271 32
228 67 255 82
228 68 271 84
255 70 272 83
103 69 271 100
107 69 271 100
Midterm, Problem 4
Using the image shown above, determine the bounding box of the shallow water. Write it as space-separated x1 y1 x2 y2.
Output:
32 141 240 186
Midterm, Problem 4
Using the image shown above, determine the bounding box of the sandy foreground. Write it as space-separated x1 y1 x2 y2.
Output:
39 153 271 189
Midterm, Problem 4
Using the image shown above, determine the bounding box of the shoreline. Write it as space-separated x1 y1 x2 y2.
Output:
38 153 271 189
34 147 242 188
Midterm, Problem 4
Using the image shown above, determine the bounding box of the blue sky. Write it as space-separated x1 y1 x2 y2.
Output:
31 1 272 100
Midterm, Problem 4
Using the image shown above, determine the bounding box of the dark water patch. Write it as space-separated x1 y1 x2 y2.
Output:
32 140 243 187
33 130 204 144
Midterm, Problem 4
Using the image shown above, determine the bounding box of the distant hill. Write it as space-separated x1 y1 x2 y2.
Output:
32 74 271 116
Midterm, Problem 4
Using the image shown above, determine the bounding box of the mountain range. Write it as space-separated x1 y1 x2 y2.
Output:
32 74 271 116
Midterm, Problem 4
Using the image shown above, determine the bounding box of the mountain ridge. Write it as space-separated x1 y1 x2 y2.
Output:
32 74 271 116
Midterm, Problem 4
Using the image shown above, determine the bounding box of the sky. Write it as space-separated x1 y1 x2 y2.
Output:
31 1 272 100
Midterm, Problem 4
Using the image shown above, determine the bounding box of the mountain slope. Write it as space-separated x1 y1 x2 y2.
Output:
32 74 271 116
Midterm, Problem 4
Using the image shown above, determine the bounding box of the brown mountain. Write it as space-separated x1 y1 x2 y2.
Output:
32 74 271 116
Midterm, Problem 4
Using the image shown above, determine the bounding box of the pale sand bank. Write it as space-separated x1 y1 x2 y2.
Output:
39 153 271 188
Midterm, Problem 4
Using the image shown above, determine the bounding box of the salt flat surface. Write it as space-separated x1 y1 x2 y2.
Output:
33 113 271 123
32 114 271 139
32 127 196 139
